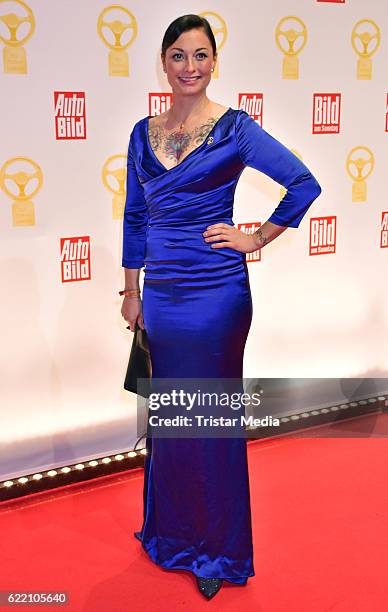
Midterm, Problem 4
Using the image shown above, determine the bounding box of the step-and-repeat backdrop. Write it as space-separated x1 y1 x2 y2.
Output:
1 0 387 479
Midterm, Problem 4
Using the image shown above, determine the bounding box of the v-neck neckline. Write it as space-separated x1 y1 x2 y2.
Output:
145 107 232 174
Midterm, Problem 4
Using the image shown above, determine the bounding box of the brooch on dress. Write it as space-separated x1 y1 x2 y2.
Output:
207 137 214 145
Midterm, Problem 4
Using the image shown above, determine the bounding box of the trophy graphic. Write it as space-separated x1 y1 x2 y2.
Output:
199 11 227 79
351 19 380 80
97 5 137 77
0 157 43 226
275 16 307 80
280 149 303 200
346 146 374 202
102 154 127 219
0 0 35 74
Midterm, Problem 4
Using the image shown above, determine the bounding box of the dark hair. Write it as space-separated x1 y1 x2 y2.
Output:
161 14 217 57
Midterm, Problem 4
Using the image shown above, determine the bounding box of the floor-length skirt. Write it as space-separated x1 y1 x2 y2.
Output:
134 252 255 585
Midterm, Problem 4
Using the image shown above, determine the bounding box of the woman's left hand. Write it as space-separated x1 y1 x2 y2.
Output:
203 223 258 254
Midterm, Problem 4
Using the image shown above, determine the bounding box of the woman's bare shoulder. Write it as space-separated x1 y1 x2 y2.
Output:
210 102 229 116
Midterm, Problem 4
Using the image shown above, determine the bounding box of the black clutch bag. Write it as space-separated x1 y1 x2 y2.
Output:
124 321 152 398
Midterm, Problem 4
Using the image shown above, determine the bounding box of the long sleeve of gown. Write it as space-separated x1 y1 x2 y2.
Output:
235 110 322 228
122 132 148 269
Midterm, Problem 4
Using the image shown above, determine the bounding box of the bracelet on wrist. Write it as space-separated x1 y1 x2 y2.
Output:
119 289 141 298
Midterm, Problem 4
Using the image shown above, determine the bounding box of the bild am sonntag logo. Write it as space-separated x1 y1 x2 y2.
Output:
313 93 341 134
149 93 173 116
309 216 336 255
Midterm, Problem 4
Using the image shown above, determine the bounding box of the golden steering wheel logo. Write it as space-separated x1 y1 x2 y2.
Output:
351 19 380 80
198 11 227 79
102 154 127 219
346 146 374 202
0 0 35 74
0 157 43 226
97 5 137 77
275 16 307 80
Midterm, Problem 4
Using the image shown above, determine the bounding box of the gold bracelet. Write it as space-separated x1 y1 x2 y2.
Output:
119 289 141 298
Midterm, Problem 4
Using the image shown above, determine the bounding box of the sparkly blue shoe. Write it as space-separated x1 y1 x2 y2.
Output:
196 577 223 599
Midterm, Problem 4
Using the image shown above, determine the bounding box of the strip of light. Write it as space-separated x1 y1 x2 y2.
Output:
1 448 147 490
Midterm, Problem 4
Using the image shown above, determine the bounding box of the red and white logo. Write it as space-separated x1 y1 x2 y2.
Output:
60 236 91 282
313 93 341 134
238 94 263 126
148 93 173 117
385 94 388 132
309 216 336 255
54 92 86 140
317 1 345 4
238 222 261 262
381 212 388 248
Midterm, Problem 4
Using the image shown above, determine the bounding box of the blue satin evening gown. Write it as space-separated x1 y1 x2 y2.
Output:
122 107 321 585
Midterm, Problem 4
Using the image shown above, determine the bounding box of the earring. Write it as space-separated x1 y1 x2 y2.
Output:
211 68 214 72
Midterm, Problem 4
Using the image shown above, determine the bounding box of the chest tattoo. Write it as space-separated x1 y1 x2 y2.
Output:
148 117 219 165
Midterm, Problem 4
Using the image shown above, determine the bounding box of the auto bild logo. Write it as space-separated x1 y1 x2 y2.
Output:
317 0 345 4
238 94 263 125
381 212 388 248
238 222 261 262
309 216 336 255
148 93 173 116
60 236 91 282
313 93 341 134
54 92 86 139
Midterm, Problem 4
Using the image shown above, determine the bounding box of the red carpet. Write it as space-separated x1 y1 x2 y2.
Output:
1 415 388 611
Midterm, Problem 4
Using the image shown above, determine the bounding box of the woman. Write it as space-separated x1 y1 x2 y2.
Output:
121 14 321 600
